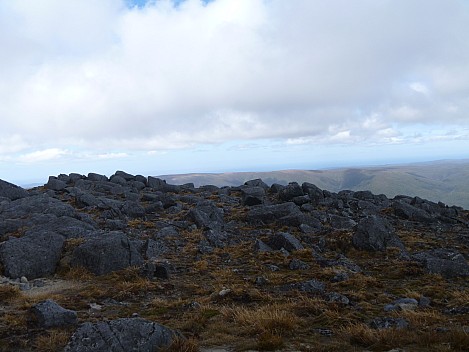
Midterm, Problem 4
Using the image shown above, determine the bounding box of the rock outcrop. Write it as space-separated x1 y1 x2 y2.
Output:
0 171 468 351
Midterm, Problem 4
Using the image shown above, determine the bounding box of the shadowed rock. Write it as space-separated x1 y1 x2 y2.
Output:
0 179 28 200
187 201 224 231
352 215 404 251
0 231 64 279
269 232 304 251
65 318 176 352
70 232 143 275
413 249 469 278
31 299 77 328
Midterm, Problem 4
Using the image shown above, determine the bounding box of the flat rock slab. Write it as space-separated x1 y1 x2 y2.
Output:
0 179 29 200
64 318 176 352
70 231 143 275
0 231 64 279
31 299 77 328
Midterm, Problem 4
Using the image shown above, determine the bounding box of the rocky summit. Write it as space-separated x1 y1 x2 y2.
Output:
0 172 469 351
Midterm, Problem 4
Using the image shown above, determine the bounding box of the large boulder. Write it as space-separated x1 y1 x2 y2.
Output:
244 179 269 191
240 186 266 206
0 231 64 279
302 182 325 205
413 249 469 278
392 200 435 223
0 194 76 219
25 215 97 239
31 299 77 328
278 182 304 201
0 179 28 200
247 202 301 224
65 318 176 352
352 215 404 251
46 176 67 191
186 201 224 231
269 232 304 251
148 177 181 193
70 232 144 275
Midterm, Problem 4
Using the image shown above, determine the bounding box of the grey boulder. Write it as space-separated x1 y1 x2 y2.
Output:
65 318 176 352
0 231 64 279
0 179 28 200
269 232 304 252
352 215 404 251
31 299 77 328
70 232 144 275
413 249 469 278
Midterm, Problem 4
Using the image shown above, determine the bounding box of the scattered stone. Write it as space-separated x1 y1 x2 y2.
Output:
0 231 64 279
31 299 77 328
255 276 268 286
325 292 350 305
187 201 224 231
269 232 304 252
284 279 326 294
218 288 232 297
413 248 469 278
289 258 310 270
352 215 404 251
70 232 143 275
0 179 29 200
253 239 273 253
369 317 409 329
64 318 176 352
331 272 349 283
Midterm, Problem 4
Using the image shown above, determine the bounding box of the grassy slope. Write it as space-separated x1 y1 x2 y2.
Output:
157 160 469 209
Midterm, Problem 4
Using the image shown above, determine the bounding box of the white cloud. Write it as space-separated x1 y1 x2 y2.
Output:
17 148 69 163
410 82 430 95
1 0 469 161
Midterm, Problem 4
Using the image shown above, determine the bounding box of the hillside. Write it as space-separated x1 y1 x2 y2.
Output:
1 172 469 351
157 160 469 209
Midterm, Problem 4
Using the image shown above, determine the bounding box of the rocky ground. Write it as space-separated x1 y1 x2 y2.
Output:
0 172 468 351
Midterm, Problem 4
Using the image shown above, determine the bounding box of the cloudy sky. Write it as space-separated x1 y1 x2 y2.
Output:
1 0 469 184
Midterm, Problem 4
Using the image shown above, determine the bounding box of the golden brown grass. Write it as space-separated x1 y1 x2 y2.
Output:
0 312 28 330
161 336 199 352
448 290 469 307
59 265 94 281
33 329 71 352
224 304 301 337
0 284 22 302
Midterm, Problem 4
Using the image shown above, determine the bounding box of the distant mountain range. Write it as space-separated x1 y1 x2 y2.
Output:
157 159 469 209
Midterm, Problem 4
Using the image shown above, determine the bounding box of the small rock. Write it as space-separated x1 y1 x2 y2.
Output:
89 303 102 311
325 292 350 305
19 283 31 291
20 276 28 283
255 276 268 286
289 258 310 270
31 299 77 328
253 239 273 253
331 272 349 283
218 288 232 297
369 317 409 330
419 296 431 308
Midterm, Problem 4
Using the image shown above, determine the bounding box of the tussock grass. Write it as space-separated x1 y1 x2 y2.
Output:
223 304 301 337
0 284 22 302
161 336 199 352
34 330 71 352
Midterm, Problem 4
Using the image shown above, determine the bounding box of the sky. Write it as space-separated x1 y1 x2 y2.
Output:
1 0 469 184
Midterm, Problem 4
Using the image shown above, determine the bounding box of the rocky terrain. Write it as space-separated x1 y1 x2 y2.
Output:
0 171 468 351
158 159 469 209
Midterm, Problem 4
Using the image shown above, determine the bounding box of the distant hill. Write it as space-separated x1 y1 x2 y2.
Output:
157 159 469 209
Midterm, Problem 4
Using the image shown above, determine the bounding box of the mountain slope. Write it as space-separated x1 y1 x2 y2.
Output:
157 159 469 209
